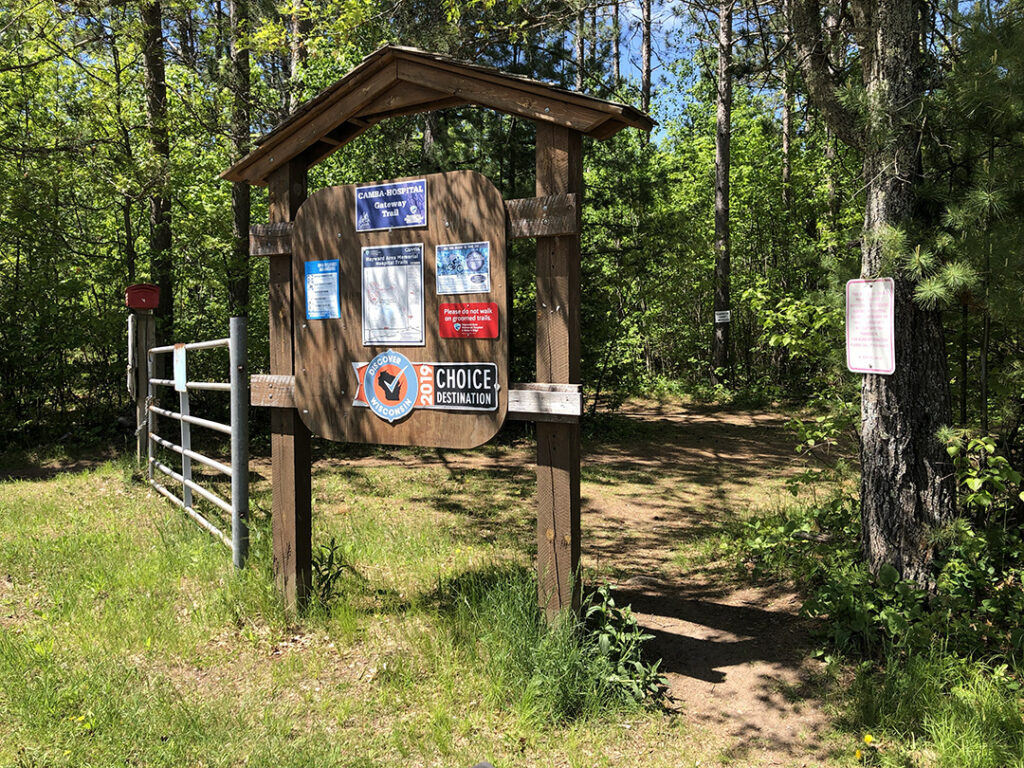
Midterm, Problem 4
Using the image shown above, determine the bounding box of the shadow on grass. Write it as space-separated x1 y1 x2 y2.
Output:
429 561 535 617
0 444 120 482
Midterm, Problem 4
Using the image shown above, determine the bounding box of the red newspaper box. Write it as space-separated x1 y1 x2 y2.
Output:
125 284 160 310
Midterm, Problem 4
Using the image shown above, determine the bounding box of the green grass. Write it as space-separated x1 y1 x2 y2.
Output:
848 649 1024 768
0 457 678 768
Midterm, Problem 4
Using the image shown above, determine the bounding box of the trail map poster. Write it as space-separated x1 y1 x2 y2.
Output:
361 244 424 346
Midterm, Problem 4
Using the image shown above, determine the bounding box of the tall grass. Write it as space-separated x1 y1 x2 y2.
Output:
851 648 1024 768
434 565 642 724
1 459 679 767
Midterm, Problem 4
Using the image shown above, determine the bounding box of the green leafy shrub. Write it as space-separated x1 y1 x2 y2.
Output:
730 435 1024 666
584 584 668 704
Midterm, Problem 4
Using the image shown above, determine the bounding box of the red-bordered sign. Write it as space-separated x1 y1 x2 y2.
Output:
438 302 499 339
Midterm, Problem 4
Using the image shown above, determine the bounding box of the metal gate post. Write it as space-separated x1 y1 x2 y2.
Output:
147 350 155 483
179 383 193 510
229 316 249 568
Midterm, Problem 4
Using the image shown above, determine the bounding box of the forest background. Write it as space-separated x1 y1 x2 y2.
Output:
1 0 1022 506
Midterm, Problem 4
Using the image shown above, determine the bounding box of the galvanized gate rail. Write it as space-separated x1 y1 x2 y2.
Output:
146 317 249 568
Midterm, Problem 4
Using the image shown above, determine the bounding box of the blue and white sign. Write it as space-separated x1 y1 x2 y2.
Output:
305 259 341 320
361 350 418 423
355 179 427 232
436 241 491 295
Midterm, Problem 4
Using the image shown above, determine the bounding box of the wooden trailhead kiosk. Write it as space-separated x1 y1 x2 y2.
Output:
222 45 652 617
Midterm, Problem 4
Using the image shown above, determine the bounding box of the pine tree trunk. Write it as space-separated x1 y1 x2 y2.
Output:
825 127 837 263
960 298 968 425
781 0 792 215
575 11 585 91
981 238 990 434
288 0 306 113
228 0 250 316
641 0 652 112
142 0 173 346
855 0 956 585
711 0 732 383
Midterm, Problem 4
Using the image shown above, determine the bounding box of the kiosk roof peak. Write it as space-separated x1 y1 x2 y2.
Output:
221 45 654 186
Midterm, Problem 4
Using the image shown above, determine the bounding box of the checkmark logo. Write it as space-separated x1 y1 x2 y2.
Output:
358 351 418 423
376 369 404 402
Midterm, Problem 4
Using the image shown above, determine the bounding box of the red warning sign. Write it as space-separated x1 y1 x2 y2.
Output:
439 302 499 339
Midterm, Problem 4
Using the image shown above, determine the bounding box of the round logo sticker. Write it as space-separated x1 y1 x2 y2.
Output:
466 249 485 272
363 350 417 423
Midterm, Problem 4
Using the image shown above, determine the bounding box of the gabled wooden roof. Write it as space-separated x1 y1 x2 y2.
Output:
222 45 654 186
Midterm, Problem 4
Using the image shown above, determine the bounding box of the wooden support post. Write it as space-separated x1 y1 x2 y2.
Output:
133 310 156 463
267 160 312 611
535 122 582 619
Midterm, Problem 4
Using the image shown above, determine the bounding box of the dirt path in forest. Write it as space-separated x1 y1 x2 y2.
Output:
292 400 838 764
581 402 836 765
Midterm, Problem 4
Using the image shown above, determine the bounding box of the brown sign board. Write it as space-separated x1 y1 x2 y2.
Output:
292 170 508 449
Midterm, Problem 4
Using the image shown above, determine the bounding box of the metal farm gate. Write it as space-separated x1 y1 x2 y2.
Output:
145 317 249 568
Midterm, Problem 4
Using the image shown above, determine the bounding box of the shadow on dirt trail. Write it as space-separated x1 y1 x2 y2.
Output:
581 401 839 764
297 398 841 764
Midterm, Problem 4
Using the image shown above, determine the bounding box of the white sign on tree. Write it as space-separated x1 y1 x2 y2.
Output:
846 278 895 375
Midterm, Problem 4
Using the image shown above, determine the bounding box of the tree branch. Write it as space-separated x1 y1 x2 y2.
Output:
790 0 862 148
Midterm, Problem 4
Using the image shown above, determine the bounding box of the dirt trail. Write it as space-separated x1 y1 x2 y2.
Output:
302 400 836 764
583 402 833 765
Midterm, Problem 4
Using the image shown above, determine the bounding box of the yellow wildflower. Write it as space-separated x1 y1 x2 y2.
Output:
864 734 875 745
855 748 863 761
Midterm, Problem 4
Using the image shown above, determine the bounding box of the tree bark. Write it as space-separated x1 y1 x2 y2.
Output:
854 0 957 584
142 0 173 347
781 0 792 215
612 1 620 86
641 0 652 112
575 10 585 91
960 298 968 425
791 0 956 585
711 0 733 383
228 0 251 316
288 0 307 113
